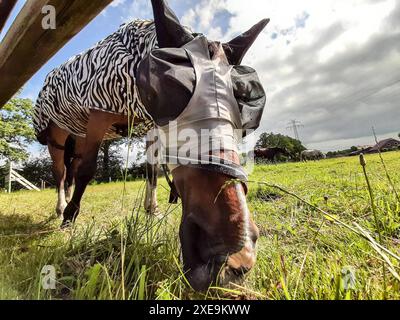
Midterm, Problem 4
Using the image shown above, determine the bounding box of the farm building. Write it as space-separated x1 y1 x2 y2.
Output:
347 138 400 156
367 138 400 153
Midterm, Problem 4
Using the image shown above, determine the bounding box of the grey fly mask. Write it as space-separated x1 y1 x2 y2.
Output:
138 35 266 198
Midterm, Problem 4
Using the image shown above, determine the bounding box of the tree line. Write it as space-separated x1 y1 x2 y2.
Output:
255 132 306 161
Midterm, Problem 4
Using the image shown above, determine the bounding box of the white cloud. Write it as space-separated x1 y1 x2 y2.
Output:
120 0 153 22
181 0 227 38
101 0 128 16
110 0 127 7
178 0 399 150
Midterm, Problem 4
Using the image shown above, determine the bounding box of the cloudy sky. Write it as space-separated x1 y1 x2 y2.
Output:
2 0 399 155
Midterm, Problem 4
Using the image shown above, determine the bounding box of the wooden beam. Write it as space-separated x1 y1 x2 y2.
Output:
0 0 114 108
0 0 18 34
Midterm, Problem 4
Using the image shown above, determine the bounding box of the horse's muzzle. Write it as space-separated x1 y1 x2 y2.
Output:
185 241 257 292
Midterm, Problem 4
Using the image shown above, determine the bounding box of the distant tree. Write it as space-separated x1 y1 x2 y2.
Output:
325 146 361 158
255 132 306 159
0 97 35 161
126 137 149 180
20 156 55 188
95 137 146 182
128 162 147 180
326 151 335 158
12 136 146 188
95 139 124 182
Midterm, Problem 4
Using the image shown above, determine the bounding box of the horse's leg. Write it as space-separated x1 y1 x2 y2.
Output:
65 165 74 203
144 138 159 215
47 125 69 216
61 112 116 227
144 163 160 215
65 136 85 202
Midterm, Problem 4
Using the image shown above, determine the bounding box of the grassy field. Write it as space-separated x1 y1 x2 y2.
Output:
0 151 399 300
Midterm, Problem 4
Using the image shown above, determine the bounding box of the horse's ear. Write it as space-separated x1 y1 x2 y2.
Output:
151 0 194 48
223 18 270 65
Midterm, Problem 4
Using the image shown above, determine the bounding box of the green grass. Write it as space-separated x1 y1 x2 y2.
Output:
0 151 399 300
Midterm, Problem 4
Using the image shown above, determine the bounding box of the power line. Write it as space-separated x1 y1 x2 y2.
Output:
282 79 400 141
353 79 400 103
315 78 400 110
340 78 400 102
273 78 400 147
286 120 304 141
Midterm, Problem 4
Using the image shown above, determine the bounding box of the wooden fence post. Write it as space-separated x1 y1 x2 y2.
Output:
8 161 12 193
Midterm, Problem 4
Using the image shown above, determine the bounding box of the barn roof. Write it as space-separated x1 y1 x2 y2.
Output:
369 138 400 152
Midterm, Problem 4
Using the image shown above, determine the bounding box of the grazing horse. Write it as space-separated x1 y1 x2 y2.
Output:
254 147 290 162
33 0 268 291
300 149 325 161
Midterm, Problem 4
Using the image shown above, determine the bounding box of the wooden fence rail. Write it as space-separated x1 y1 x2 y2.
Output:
0 0 113 108
4 162 40 192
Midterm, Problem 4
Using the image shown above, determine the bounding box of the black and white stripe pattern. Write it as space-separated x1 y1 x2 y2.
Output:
33 20 158 140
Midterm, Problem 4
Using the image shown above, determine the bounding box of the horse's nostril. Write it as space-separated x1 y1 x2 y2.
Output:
216 264 249 288
250 232 258 245
231 266 250 277
251 225 260 245
187 265 213 292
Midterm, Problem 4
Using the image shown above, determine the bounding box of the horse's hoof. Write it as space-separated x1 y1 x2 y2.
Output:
56 203 67 217
146 207 161 218
62 202 80 225
60 220 73 229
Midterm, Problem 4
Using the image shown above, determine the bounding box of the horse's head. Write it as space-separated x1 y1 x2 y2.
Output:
137 0 268 291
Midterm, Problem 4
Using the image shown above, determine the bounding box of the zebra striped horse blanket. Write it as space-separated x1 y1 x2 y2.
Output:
33 19 158 143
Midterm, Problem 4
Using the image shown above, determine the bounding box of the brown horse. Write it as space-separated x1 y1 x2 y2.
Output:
37 0 268 291
254 147 291 162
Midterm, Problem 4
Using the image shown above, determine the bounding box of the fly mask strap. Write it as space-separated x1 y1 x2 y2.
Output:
162 154 248 204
